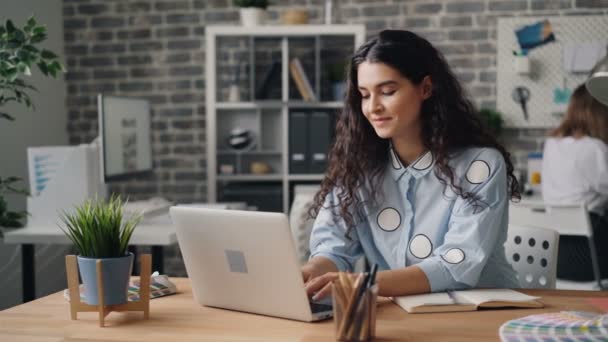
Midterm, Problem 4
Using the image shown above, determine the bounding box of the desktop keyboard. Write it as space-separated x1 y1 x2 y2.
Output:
123 197 172 218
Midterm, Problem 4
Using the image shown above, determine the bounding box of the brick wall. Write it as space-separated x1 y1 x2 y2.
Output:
62 0 608 274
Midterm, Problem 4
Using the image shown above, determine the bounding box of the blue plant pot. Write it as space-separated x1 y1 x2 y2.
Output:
332 82 346 101
77 253 134 305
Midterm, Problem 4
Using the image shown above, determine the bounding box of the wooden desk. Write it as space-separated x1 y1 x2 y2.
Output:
1 278 606 342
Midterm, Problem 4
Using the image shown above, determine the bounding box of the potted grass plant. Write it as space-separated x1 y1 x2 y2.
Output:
60 196 141 305
327 62 347 101
478 108 504 137
234 0 269 26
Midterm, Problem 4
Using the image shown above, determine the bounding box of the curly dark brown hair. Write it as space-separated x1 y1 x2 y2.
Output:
309 30 520 230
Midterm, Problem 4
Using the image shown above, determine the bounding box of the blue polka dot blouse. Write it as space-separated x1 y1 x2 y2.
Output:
309 146 519 292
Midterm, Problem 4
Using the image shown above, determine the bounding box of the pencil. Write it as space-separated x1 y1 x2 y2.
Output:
338 273 364 339
346 290 367 340
359 290 372 340
339 271 352 295
332 280 346 315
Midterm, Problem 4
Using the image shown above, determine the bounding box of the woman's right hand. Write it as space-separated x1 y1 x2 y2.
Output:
301 262 323 283
301 257 340 298
305 272 341 300
301 256 338 282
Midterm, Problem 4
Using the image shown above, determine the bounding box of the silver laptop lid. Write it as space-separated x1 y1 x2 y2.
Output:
171 206 321 322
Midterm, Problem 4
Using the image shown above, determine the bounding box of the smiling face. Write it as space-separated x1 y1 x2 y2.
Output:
357 61 432 140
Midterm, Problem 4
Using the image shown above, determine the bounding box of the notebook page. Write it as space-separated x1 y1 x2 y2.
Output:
453 289 540 306
393 292 455 311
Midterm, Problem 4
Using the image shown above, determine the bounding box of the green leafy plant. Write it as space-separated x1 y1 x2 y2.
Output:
327 62 347 83
0 16 64 229
0 177 28 227
59 196 141 258
1 17 64 121
478 108 504 136
234 0 269 9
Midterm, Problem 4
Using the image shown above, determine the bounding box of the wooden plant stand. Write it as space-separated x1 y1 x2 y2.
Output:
65 254 151 327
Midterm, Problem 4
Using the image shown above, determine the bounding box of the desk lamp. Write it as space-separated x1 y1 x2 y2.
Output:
586 48 608 105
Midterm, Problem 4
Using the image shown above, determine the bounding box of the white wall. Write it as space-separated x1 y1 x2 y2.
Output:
0 0 68 309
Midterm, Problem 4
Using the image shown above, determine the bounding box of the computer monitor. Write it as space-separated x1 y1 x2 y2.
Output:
97 94 152 182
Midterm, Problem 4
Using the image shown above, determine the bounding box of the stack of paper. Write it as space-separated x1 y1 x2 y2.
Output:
64 274 177 302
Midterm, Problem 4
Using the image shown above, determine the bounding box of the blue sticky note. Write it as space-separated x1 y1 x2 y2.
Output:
553 87 572 104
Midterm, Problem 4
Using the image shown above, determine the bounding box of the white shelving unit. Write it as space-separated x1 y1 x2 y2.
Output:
205 25 365 212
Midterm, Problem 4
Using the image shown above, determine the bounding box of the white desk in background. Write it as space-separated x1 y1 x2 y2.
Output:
516 193 544 206
3 213 176 304
2 202 247 304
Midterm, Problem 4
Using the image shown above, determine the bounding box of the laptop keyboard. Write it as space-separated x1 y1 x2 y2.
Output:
310 302 332 313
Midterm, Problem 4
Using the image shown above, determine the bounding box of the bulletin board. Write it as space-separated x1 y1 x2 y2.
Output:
497 15 608 128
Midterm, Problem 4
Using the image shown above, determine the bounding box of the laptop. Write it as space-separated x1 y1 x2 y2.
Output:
170 206 333 322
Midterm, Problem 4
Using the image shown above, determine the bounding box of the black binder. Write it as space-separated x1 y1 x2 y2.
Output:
289 111 309 173
255 60 281 100
308 111 332 174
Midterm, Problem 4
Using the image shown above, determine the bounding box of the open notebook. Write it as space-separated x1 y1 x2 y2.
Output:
393 289 543 314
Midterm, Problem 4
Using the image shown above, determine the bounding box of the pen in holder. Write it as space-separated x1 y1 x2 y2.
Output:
331 270 378 341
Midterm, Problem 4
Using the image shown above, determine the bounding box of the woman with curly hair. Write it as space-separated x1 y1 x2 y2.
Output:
302 30 521 300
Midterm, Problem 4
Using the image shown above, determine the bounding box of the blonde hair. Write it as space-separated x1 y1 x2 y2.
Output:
551 83 608 144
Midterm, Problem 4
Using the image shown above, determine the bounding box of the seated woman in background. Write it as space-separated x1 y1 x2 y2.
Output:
542 83 608 282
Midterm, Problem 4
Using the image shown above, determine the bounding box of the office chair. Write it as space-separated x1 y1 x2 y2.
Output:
509 202 603 290
504 224 559 289
289 185 319 265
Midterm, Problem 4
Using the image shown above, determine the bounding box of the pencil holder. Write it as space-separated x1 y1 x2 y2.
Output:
332 282 378 341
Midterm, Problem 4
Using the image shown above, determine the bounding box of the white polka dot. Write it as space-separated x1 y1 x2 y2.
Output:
409 235 432 259
442 248 465 264
412 152 433 170
377 208 401 231
465 160 490 184
390 150 402 169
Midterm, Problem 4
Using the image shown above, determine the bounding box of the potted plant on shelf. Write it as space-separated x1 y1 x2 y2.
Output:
0 17 64 232
478 108 504 137
327 62 347 101
234 0 269 27
60 196 141 305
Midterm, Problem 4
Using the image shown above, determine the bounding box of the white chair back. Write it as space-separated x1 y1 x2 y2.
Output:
509 201 602 289
505 224 560 289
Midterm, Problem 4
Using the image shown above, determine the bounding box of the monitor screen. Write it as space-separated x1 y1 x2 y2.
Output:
98 94 152 181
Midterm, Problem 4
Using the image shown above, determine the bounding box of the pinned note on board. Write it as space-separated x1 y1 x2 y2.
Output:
553 78 572 106
563 41 608 73
515 20 556 54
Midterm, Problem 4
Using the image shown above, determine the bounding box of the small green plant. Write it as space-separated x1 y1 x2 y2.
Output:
327 62 347 83
59 196 141 258
234 0 269 9
478 108 504 136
